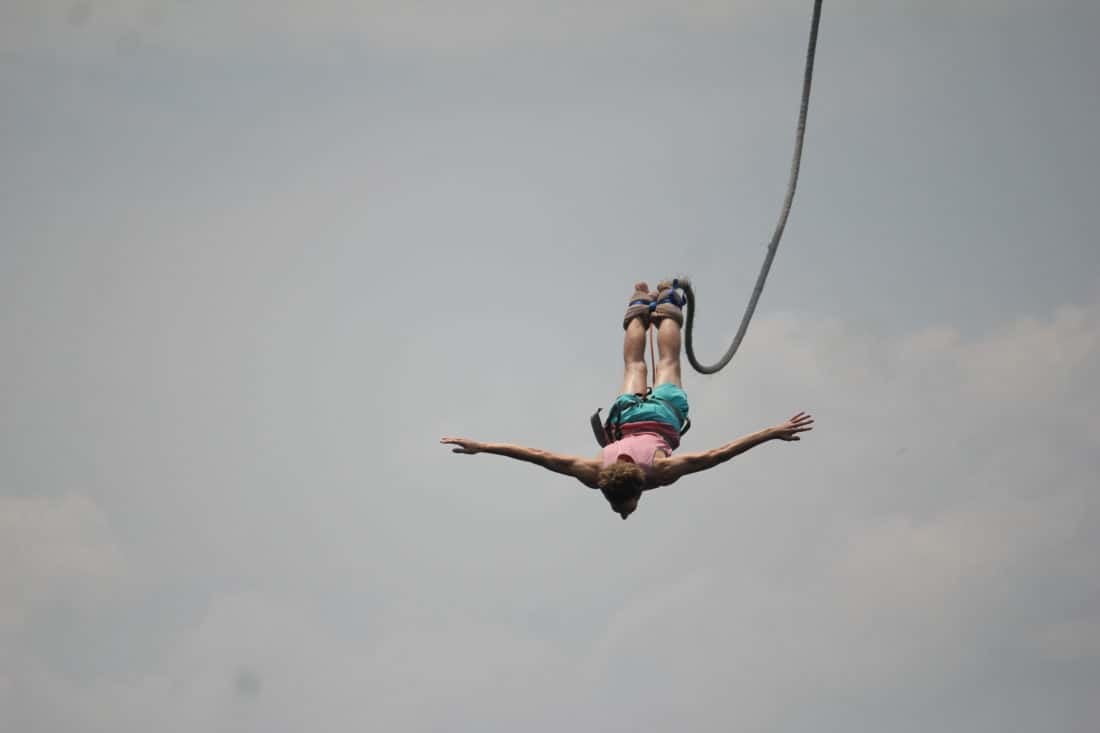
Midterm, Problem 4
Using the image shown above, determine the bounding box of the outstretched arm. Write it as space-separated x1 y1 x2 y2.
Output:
659 412 814 484
440 437 601 488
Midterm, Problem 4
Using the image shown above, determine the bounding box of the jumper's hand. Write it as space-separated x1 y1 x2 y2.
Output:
772 412 814 441
440 437 483 454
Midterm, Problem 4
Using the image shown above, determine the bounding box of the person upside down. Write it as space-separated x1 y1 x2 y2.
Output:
440 279 814 519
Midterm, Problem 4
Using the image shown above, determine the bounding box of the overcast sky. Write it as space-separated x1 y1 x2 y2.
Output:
2 1 1099 731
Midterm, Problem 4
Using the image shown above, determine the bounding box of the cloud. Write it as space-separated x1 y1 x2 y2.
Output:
0 494 125 631
958 304 1099 399
2 588 584 732
565 293 1100 729
2 275 1097 731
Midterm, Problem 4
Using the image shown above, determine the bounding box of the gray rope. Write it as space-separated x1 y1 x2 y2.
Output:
684 0 824 375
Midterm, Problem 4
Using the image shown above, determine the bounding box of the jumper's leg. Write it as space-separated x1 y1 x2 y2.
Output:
654 317 683 388
621 282 651 394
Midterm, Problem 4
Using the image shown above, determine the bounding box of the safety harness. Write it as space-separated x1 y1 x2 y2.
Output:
590 388 691 447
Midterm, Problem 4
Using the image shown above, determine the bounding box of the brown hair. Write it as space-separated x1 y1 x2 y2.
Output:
597 461 645 505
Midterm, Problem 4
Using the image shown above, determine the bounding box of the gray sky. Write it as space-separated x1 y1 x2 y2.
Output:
2 1 1099 731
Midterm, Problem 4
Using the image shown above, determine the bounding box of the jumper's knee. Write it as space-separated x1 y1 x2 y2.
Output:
621 360 648 394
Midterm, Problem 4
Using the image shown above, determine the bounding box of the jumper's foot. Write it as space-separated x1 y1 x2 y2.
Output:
623 281 655 329
652 278 686 327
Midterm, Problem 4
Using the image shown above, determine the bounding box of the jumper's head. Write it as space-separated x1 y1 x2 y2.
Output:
597 458 645 520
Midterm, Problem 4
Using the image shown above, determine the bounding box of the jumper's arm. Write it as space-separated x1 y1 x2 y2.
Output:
657 412 814 484
440 437 601 488
661 428 777 482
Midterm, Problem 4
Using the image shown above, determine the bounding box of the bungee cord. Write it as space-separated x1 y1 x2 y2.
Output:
683 0 825 374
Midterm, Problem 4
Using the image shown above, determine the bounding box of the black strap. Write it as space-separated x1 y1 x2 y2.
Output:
590 408 610 447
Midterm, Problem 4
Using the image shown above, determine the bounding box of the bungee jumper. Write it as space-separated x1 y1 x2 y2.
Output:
440 280 814 520
440 0 824 519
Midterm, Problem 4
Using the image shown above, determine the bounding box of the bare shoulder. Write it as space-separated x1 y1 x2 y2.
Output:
572 457 602 489
649 455 685 488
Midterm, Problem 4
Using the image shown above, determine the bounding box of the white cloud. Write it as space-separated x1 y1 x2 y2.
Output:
959 304 1100 399
0 494 125 631
832 491 1096 625
557 293 1100 728
3 279 1097 731
2 589 585 732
